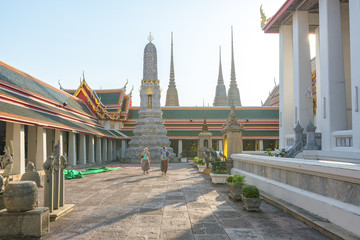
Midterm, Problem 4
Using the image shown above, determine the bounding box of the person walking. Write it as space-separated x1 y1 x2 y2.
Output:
160 146 170 176
140 147 151 175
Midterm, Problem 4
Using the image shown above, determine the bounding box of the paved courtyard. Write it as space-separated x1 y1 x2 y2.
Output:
41 163 328 240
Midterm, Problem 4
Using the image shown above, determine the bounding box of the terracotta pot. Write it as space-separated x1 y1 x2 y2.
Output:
4 181 38 212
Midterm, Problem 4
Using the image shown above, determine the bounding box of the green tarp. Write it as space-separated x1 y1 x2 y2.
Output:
64 167 120 180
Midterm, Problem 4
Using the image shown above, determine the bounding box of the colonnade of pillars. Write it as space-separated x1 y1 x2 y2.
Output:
4 122 120 175
278 0 360 151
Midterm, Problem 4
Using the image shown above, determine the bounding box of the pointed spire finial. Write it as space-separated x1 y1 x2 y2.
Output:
171 32 173 46
148 32 154 42
58 79 63 90
123 79 128 90
166 31 179 106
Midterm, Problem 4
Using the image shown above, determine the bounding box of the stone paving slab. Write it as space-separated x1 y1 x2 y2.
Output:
39 162 329 240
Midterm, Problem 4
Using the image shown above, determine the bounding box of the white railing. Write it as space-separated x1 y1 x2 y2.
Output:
332 130 353 149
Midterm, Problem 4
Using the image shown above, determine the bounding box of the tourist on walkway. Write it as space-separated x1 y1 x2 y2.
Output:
140 147 151 175
160 146 170 176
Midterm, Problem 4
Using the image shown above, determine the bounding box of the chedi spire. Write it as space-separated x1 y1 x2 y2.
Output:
227 26 241 106
166 32 180 106
213 46 227 106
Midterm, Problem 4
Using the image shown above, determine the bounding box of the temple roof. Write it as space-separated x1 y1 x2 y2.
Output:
63 77 131 121
263 84 279 107
0 61 117 138
263 0 322 33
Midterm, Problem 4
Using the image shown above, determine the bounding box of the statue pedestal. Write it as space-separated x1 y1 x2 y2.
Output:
0 207 50 238
50 203 74 221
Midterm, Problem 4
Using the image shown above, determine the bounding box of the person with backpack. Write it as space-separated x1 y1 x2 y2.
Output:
160 146 170 176
140 147 151 175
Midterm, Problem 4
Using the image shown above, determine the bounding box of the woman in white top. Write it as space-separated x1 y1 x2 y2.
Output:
140 147 151 175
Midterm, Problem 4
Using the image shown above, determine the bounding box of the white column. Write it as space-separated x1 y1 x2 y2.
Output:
7 123 25 174
292 11 313 130
79 134 86 164
35 127 47 170
319 0 347 150
259 140 264 151
108 139 113 161
102 138 108 162
315 27 322 132
350 0 360 150
54 129 63 155
178 140 183 157
68 132 76 166
27 126 37 165
279 25 295 148
87 135 95 163
341 3 352 129
46 129 54 156
219 140 223 152
112 140 116 160
96 137 102 163
121 140 126 158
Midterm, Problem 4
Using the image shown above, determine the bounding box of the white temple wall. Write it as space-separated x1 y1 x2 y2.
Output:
231 153 360 237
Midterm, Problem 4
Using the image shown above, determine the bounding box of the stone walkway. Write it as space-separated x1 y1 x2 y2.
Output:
41 163 328 240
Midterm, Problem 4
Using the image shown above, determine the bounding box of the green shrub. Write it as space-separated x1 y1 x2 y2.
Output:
211 159 226 173
194 157 205 165
226 174 245 185
265 148 273 156
242 185 260 198
226 175 234 183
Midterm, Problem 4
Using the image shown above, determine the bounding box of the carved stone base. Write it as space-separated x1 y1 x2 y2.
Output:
242 195 262 212
0 207 50 238
227 183 242 201
50 204 74 221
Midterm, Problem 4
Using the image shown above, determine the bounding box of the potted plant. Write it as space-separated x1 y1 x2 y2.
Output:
193 156 200 167
210 158 229 184
180 150 188 163
227 174 246 201
241 185 262 211
194 157 206 172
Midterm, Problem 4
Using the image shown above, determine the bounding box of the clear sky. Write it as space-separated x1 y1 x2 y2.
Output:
1 0 294 107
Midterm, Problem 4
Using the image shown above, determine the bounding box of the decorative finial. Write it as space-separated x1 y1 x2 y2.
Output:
58 79 63 90
123 79 128 90
260 4 271 29
148 32 154 42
